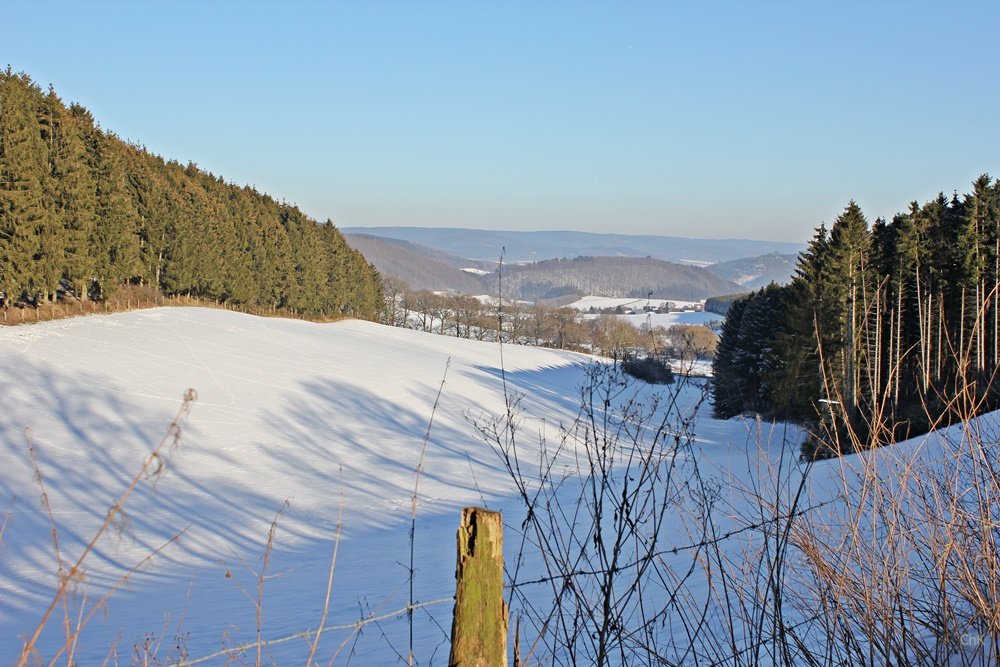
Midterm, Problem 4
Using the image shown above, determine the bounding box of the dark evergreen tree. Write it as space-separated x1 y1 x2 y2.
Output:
823 202 872 415
51 101 98 300
712 294 752 419
0 70 49 303
87 129 142 298
0 70 382 320
713 177 1000 456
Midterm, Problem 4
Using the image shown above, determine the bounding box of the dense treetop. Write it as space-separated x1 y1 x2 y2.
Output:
0 69 382 319
711 178 1000 456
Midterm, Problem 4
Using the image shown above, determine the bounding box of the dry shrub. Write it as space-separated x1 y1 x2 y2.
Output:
14 390 197 667
784 407 1000 666
482 348 1000 666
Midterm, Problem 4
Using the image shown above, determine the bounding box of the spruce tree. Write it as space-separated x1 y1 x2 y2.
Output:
0 70 49 303
50 98 98 300
0 72 380 319
712 295 750 418
87 129 141 297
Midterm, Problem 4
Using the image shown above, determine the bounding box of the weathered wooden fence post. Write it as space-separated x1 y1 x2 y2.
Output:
449 507 508 667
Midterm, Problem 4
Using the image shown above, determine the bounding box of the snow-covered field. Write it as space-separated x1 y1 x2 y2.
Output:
1 307 993 665
566 295 719 328
567 295 703 311
612 310 720 329
0 308 609 662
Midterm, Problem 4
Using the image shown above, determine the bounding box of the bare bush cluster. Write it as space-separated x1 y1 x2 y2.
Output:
475 357 1000 666
472 365 727 665
785 409 1000 665
381 278 717 372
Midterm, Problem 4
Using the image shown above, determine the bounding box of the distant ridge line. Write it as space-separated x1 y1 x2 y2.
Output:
341 227 804 265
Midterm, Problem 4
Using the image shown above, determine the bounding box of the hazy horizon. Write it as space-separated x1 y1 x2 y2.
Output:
342 224 808 246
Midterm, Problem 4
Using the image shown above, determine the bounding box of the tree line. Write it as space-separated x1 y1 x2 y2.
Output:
711 176 1000 456
381 277 717 370
0 69 381 319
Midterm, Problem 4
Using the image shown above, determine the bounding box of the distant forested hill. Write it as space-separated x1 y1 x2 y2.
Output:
704 292 752 316
344 233 491 293
346 231 743 301
0 69 381 319
341 227 804 264
706 253 799 289
495 256 740 301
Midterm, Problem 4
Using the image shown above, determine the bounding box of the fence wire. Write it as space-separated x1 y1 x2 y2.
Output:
173 495 836 665
172 595 455 666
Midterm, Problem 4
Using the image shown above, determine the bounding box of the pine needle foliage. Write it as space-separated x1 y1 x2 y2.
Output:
0 69 382 319
711 181 1000 457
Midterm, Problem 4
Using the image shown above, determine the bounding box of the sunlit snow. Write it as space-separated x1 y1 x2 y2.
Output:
4 307 962 664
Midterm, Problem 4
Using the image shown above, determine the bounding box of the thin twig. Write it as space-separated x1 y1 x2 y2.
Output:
306 466 345 666
17 389 197 667
409 358 450 666
257 500 289 667
26 430 73 650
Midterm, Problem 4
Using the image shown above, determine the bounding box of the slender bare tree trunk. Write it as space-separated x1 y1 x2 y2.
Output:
936 294 944 380
916 265 928 392
894 282 903 406
960 286 967 366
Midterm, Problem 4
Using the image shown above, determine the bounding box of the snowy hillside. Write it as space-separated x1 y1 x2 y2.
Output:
705 252 800 289
0 308 598 661
2 308 996 665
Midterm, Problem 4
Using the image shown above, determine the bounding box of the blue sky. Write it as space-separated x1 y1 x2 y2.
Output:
6 1 1000 242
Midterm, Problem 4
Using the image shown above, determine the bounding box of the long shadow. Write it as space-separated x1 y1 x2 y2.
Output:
157 363 602 663
0 336 606 663
253 373 523 536
464 362 591 417
0 358 297 657
0 361 187 591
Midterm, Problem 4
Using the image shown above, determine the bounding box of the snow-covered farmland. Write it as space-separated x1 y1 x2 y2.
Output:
1 308 995 664
567 295 702 312
567 295 720 328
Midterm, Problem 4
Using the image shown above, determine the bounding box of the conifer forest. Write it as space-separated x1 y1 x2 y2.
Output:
0 70 382 319
712 178 1000 456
